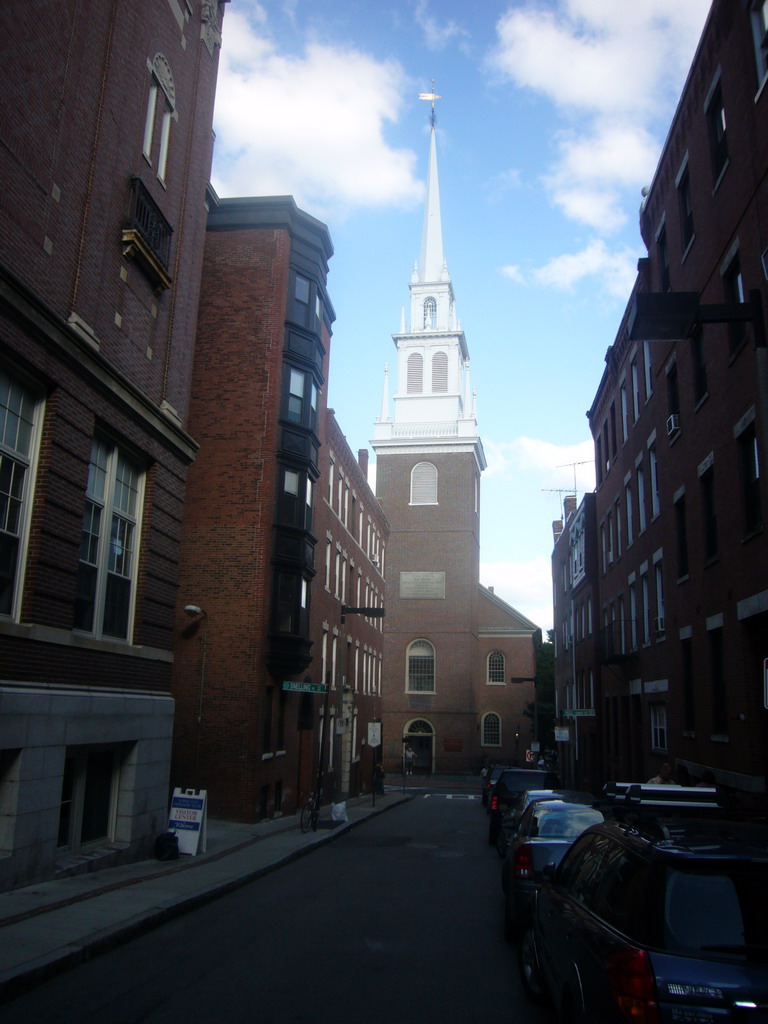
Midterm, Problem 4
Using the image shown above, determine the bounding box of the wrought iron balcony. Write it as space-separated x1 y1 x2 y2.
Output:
122 177 173 290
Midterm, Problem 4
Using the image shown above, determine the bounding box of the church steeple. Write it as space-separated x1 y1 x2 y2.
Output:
372 96 485 472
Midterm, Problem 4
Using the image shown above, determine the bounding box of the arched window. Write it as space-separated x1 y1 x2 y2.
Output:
423 297 437 329
406 352 423 393
410 462 437 505
431 352 448 392
407 639 435 692
482 713 502 746
487 651 505 684
143 54 177 184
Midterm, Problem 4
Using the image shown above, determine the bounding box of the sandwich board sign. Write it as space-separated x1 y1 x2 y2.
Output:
168 788 207 855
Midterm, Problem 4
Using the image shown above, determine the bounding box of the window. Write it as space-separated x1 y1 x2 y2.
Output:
0 371 39 618
691 329 708 405
431 352 448 392
649 445 660 518
142 54 176 184
682 637 695 732
700 462 718 562
407 639 435 693
738 423 762 535
643 342 653 399
674 494 689 579
487 651 505 684
710 627 727 735
410 462 437 505
750 0 768 87
677 163 694 252
723 250 747 354
641 572 650 645
423 297 437 329
277 466 313 531
285 367 318 430
75 439 142 640
482 712 501 747
625 481 634 547
657 223 670 292
631 359 640 421
637 462 647 533
406 353 423 393
651 704 667 751
706 77 728 184
654 560 665 635
620 382 629 442
629 582 638 651
58 746 118 853
666 361 680 429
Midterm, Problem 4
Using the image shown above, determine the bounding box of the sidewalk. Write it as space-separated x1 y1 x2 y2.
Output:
0 789 417 1004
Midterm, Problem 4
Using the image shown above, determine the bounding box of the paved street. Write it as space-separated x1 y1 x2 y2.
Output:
1 792 555 1023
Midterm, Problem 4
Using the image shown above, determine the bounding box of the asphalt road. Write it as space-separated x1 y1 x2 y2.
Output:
2 793 557 1024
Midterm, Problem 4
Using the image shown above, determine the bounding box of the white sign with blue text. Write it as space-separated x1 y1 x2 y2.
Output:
169 788 207 855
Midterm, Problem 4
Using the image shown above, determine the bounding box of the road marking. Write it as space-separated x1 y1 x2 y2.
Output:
422 793 478 800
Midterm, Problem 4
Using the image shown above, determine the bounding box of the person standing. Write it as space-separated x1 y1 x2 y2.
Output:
404 743 417 776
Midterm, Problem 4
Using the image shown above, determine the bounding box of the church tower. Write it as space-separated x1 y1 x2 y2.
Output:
372 99 490 774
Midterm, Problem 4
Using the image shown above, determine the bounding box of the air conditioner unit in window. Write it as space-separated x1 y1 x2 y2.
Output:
666 414 680 437
371 554 379 566
654 616 666 635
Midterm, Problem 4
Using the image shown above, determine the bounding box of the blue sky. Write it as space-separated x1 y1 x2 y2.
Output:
210 0 712 632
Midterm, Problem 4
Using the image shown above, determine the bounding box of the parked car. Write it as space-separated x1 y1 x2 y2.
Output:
488 768 560 845
496 788 595 857
501 799 604 939
481 764 510 808
519 785 768 1022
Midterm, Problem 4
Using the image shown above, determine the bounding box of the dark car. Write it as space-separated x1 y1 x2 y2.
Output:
481 764 510 808
488 768 560 845
496 788 596 857
501 799 604 939
519 785 768 1022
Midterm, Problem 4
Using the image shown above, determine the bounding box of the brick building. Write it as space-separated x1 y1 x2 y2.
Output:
171 195 333 821
0 0 225 889
372 113 538 775
564 0 768 803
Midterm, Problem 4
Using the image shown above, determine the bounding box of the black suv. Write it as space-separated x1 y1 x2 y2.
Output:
487 768 559 845
520 784 768 1023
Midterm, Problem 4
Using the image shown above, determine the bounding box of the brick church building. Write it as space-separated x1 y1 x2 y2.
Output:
372 106 539 775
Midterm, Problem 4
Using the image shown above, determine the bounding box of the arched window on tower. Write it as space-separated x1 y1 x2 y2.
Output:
410 462 437 505
482 712 502 747
423 297 437 329
406 352 423 393
487 651 505 684
407 640 435 692
432 352 448 392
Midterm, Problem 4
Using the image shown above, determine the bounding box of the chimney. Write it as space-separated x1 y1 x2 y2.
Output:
564 494 577 520
357 448 369 481
552 519 563 543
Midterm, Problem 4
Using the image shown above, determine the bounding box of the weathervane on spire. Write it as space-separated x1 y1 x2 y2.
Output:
418 81 441 128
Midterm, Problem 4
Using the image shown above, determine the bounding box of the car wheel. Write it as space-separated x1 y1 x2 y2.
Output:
518 926 547 1004
496 829 509 858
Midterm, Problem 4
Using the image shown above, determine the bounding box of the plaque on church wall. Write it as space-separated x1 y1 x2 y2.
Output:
399 571 445 599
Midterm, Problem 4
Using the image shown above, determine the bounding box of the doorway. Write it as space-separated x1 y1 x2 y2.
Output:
404 719 434 775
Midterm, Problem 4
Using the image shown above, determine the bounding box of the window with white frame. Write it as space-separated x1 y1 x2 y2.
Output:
74 439 143 640
423 297 437 329
482 712 501 747
406 639 435 693
410 462 437 505
487 651 505 684
142 54 176 184
637 462 647 533
655 559 665 636
650 445 660 518
0 370 40 618
625 481 634 547
650 704 668 751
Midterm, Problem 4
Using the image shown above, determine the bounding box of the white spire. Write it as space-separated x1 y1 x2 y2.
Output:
418 123 445 283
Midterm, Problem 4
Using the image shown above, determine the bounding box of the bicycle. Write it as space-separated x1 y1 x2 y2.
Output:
300 792 320 833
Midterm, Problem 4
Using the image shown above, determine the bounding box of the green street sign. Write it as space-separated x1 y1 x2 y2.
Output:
282 681 326 693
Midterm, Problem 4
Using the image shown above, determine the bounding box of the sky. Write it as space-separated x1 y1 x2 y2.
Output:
210 0 713 633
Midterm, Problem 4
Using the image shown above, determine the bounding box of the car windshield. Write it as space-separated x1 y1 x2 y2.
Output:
662 861 768 961
531 806 604 839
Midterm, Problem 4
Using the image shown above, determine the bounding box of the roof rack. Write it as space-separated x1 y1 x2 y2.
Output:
603 782 726 810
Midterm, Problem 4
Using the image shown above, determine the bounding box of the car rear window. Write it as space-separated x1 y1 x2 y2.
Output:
531 806 605 839
661 861 768 961
498 771 558 795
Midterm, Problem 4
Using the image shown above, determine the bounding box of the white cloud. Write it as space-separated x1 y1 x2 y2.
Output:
533 239 638 299
488 0 710 231
500 264 525 284
414 0 470 52
212 10 423 218
483 436 595 490
480 556 554 633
